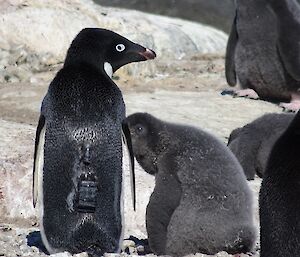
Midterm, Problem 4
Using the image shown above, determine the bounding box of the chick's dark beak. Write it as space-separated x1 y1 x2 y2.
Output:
138 48 156 60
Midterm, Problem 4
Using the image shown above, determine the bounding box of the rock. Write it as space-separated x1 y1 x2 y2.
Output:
95 0 235 33
0 0 228 83
0 119 37 222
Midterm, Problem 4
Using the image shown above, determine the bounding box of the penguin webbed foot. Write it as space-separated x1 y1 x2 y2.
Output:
279 94 300 112
232 88 260 100
280 103 300 112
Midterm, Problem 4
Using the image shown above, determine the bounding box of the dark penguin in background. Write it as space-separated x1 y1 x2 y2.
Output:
225 0 300 111
33 28 156 256
228 113 295 180
259 111 300 257
124 113 256 257
267 0 300 111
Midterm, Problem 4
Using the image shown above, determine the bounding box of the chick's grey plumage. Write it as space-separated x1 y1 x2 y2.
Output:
125 113 256 256
260 111 300 257
226 0 300 102
228 113 295 180
33 28 155 256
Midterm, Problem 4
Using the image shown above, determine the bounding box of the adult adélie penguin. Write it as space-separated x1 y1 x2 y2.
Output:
268 0 300 111
225 0 300 112
32 28 156 256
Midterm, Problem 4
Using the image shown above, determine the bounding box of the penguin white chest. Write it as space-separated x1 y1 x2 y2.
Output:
104 62 113 78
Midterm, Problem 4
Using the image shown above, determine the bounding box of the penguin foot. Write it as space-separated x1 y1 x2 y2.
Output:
280 93 300 112
279 101 300 112
233 89 259 99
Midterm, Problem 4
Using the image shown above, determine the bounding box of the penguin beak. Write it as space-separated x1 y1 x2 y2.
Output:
138 48 156 60
112 45 156 72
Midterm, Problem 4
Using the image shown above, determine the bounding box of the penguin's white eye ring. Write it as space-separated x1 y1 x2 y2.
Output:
116 44 126 52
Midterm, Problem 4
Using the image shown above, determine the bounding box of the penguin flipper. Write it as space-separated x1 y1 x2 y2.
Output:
225 12 238 87
121 121 136 211
33 115 46 208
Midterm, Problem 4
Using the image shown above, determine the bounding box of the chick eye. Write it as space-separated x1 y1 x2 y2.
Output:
116 44 125 52
135 124 145 135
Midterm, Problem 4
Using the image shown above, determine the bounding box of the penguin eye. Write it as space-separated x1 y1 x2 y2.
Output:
135 124 145 135
116 44 126 52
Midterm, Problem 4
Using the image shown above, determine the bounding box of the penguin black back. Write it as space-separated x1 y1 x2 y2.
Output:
42 64 124 255
33 28 156 256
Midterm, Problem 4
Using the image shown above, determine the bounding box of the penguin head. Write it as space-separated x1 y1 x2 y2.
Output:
124 112 164 175
64 28 156 76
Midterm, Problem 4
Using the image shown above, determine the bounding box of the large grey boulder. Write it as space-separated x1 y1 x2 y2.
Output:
95 0 235 33
0 0 227 82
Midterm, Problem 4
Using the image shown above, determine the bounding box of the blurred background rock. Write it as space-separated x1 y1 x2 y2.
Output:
94 0 235 33
0 0 230 84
